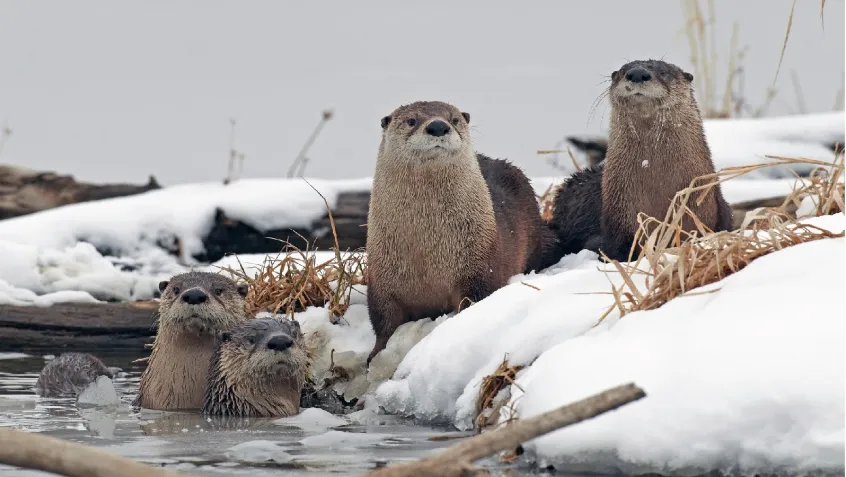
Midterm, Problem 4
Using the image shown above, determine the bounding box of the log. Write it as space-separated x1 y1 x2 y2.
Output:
0 165 161 220
0 301 159 352
0 383 645 477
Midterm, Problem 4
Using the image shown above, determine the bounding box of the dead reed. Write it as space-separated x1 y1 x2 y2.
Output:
598 154 844 320
475 356 524 431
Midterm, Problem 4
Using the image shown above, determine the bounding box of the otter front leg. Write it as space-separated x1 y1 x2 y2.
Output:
599 215 636 262
457 270 497 310
366 286 406 366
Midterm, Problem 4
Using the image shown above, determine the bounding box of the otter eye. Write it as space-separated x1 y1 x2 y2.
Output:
451 118 460 126
406 118 416 127
247 336 255 345
172 287 181 295
214 288 223 296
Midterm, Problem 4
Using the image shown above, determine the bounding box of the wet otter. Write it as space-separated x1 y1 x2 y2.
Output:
34 353 121 398
202 317 307 417
134 271 249 411
366 100 555 364
549 59 733 261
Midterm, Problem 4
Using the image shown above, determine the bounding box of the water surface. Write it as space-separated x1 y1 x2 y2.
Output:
0 352 549 476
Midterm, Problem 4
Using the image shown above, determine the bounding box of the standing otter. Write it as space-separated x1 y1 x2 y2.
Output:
35 353 121 398
366 100 555 364
202 317 307 417
549 59 733 262
134 271 249 411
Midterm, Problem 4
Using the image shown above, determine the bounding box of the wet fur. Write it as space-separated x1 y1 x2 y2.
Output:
548 164 604 259
35 353 120 397
366 101 554 363
549 59 733 262
203 318 307 417
134 272 249 411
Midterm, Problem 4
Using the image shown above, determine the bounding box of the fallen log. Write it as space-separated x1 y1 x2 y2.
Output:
0 382 645 477
0 301 159 353
0 164 160 220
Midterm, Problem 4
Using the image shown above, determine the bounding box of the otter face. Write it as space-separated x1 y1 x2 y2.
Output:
610 59 694 106
219 317 307 378
379 101 472 160
157 272 248 336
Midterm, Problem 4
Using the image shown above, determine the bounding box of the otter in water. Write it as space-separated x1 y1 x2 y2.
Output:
134 271 249 411
549 59 733 262
35 353 121 398
202 317 307 417
365 100 555 364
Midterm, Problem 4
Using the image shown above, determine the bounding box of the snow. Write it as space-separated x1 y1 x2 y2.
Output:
273 407 349 432
364 214 845 475
224 440 294 464
0 177 372 260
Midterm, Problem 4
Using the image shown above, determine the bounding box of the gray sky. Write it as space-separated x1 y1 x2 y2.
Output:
0 0 843 184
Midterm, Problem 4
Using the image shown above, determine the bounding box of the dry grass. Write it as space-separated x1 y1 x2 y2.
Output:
475 356 524 431
537 183 556 222
218 179 366 321
597 155 844 320
780 148 845 217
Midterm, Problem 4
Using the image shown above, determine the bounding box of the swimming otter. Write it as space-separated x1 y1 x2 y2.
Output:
549 59 733 262
34 353 121 398
366 100 555 364
202 317 307 417
134 271 249 411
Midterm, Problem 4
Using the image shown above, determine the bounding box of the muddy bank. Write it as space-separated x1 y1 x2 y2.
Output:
0 301 158 352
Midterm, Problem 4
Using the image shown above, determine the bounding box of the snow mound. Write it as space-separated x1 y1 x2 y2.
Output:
273 407 348 432
0 177 372 260
514 224 844 475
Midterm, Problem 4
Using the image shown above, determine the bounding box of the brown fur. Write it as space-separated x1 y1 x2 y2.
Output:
202 317 307 417
549 59 733 263
134 271 249 411
35 353 121 398
365 100 554 364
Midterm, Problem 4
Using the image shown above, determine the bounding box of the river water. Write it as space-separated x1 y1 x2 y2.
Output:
0 352 550 477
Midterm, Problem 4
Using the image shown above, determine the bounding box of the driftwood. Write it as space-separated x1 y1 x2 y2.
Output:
0 383 645 477
0 164 160 220
0 301 158 352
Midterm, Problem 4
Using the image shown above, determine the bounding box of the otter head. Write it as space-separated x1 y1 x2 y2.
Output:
379 101 473 161
218 317 307 379
157 272 248 337
610 59 694 108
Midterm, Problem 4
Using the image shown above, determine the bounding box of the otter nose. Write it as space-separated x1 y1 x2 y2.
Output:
425 120 451 137
267 335 293 351
625 68 652 83
181 289 207 305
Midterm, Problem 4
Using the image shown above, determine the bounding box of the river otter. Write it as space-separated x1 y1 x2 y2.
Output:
34 353 121 398
549 59 733 262
202 317 307 417
134 271 249 411
365 100 555 364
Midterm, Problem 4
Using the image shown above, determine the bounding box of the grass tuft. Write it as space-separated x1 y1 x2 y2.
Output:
597 155 844 321
475 356 524 431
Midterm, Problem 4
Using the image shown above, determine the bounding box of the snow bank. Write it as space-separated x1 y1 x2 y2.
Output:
366 214 844 475
0 177 372 259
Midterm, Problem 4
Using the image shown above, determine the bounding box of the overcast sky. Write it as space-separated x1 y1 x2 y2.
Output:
0 0 843 185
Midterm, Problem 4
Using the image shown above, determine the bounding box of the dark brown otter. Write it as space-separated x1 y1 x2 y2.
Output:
202 317 307 417
549 59 733 262
134 271 249 411
34 353 121 398
366 100 555 364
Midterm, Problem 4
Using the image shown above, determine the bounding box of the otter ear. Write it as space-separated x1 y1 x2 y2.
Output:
683 71 694 82
380 115 392 129
158 281 169 293
236 284 249 297
461 112 470 124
